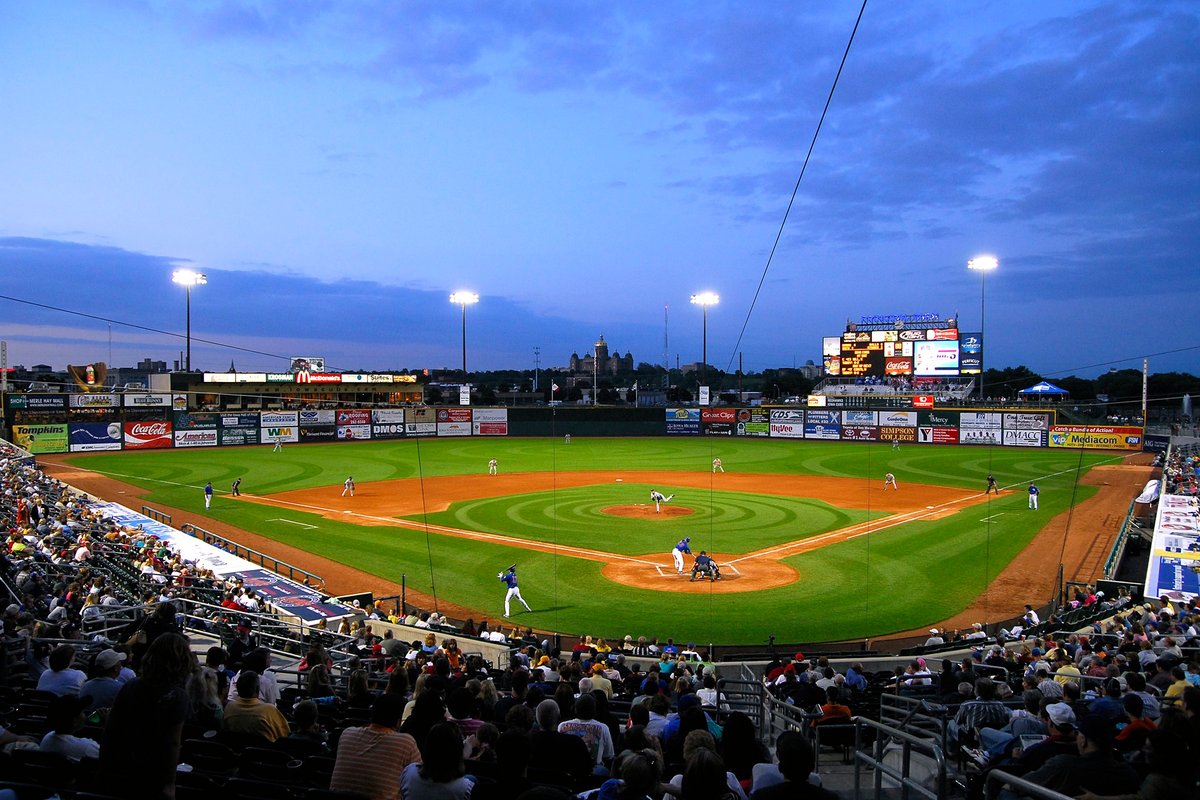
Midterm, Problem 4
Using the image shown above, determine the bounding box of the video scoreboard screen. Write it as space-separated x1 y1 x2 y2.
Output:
831 327 971 378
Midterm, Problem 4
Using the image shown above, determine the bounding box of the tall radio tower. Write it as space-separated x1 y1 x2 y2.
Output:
663 304 670 389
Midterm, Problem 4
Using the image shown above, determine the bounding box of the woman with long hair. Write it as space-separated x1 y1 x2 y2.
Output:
100 632 195 800
345 668 375 708
401 722 474 799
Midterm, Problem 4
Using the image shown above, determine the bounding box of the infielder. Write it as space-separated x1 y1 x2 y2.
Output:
712 457 724 473
498 566 531 617
203 481 213 509
883 472 898 490
672 536 693 575
985 474 999 495
649 490 674 513
231 477 242 497
342 476 355 497
1028 482 1039 509
488 458 498 476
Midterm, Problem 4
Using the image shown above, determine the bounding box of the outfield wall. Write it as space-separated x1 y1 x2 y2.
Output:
5 402 1148 454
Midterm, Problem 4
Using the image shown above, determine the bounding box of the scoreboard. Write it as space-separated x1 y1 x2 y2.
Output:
839 333 884 377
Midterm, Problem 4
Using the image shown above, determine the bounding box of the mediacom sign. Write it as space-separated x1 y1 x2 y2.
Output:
1049 425 1143 450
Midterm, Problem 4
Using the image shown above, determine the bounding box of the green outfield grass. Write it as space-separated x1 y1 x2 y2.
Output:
66 437 1119 644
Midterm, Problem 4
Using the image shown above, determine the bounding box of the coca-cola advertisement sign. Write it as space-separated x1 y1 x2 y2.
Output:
124 421 173 449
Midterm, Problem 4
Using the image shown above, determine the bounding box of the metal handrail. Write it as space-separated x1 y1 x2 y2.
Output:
851 716 948 800
984 768 1072 800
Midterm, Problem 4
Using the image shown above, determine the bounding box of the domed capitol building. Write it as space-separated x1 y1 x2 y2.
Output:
568 334 633 376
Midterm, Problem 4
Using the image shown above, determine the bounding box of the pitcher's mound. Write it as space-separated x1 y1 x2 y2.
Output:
602 504 694 519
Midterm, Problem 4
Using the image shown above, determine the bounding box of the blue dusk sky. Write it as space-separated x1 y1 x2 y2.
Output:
0 1 1197 378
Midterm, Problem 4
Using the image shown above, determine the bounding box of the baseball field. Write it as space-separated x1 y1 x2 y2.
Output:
48 436 1142 645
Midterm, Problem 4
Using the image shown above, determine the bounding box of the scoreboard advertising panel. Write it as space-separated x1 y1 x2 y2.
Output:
959 332 983 375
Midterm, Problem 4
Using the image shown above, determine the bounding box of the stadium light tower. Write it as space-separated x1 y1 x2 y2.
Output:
967 255 998 401
449 291 480 377
171 268 207 372
690 291 719 388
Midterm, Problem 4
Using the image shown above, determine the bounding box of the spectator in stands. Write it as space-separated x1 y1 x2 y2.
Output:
401 722 474 799
221 670 290 743
749 730 836 799
719 710 770 788
559 691 615 774
1015 714 1139 797
949 677 1011 750
330 693 422 800
402 689 449 753
40 694 100 761
681 747 742 800
100 632 194 800
229 646 280 706
925 628 945 647
36 643 86 696
281 699 329 757
306 663 337 700
529 698 592 786
979 689 1046 753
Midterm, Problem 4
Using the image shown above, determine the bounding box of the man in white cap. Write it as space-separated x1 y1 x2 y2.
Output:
966 622 988 641
925 629 945 647
82 649 127 713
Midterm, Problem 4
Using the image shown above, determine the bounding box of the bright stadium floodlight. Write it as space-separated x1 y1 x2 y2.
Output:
690 292 719 389
967 256 998 400
449 291 480 376
171 268 208 371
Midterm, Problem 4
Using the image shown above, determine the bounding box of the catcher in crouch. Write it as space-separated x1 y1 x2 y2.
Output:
690 550 722 582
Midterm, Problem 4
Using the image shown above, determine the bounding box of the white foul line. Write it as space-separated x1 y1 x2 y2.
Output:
267 518 318 529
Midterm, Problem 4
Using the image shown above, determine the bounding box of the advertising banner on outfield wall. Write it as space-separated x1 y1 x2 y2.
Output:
261 426 299 444
298 426 335 441
917 426 959 444
124 421 172 449
123 393 172 408
174 429 219 448
261 411 299 427
219 427 261 446
704 422 734 435
959 412 1002 431
879 426 917 443
12 393 67 411
769 422 803 438
841 426 879 441
68 423 122 452
69 393 118 409
372 409 406 424
407 407 436 437
437 421 472 436
1003 413 1050 430
336 409 371 425
805 409 841 425
960 429 1002 445
843 410 877 425
1004 429 1047 447
13 424 69 453
337 424 371 440
737 408 770 437
1049 425 1144 450
299 410 335 426
371 422 406 439
665 408 701 435
221 413 260 429
702 408 736 436
918 410 959 428
472 408 508 436
804 423 841 440
879 411 918 427
173 412 219 430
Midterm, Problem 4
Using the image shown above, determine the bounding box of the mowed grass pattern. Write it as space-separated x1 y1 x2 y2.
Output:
68 437 1117 644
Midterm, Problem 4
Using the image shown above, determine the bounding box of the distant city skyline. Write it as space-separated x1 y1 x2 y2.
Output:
2 2 1197 378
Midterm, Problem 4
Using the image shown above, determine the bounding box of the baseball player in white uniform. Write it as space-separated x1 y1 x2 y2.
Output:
649 490 674 513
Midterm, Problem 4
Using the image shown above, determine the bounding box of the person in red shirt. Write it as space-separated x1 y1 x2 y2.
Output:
812 686 852 727
1114 694 1155 754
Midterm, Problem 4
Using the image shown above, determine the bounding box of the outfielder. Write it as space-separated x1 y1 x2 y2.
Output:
1028 482 1039 509
498 566 531 617
488 458 498 476
712 457 724 473
672 536 693 575
883 472 898 490
649 490 674 513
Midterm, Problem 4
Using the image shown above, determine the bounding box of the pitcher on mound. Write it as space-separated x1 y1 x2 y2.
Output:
649 490 674 513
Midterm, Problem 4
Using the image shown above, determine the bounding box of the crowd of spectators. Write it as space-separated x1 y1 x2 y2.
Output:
1161 445 1200 496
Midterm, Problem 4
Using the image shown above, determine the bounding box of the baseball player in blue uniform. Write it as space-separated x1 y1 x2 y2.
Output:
498 565 532 617
203 481 213 509
672 536 692 575
1028 483 1039 509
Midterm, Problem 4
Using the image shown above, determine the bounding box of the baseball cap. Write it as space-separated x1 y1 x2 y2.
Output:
1045 702 1075 727
95 649 127 669
929 628 939 635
